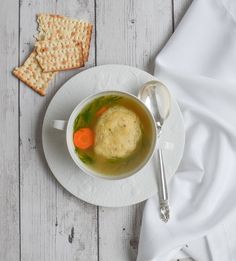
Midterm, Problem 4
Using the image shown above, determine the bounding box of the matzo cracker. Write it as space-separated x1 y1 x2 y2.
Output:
37 14 92 62
35 39 84 72
12 51 55 96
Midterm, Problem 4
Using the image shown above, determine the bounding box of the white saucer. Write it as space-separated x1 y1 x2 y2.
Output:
42 65 185 207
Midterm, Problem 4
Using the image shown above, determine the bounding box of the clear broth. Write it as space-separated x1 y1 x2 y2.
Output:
73 94 154 176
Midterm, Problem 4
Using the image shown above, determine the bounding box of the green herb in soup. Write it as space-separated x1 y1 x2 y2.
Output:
73 94 154 176
75 149 94 164
73 95 122 131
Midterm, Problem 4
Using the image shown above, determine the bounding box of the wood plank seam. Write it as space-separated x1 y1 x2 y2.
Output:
171 0 175 33
94 0 98 68
18 0 21 260
94 1 100 260
97 206 100 261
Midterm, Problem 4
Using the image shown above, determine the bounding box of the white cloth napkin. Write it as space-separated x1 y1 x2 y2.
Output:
137 0 236 260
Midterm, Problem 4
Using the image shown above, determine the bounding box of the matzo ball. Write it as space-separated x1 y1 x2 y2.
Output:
94 105 142 158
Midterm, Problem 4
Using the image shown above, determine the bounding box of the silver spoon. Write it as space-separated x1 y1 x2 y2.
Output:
138 80 171 222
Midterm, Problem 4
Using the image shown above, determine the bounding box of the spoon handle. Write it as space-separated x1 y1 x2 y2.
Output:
157 149 170 222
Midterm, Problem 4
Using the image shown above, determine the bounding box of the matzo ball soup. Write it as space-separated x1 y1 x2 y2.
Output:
73 94 155 176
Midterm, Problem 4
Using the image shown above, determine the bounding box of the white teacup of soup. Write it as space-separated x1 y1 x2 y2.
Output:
53 91 157 180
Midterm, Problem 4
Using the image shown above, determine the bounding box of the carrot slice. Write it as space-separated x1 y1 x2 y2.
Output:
96 106 108 117
73 128 94 149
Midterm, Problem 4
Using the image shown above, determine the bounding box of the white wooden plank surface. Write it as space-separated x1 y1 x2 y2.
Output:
0 0 20 261
19 0 97 260
0 1 194 261
96 0 173 260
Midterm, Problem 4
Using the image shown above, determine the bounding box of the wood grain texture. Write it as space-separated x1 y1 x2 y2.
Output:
96 0 173 73
19 0 97 261
0 0 20 260
0 0 194 260
96 0 173 260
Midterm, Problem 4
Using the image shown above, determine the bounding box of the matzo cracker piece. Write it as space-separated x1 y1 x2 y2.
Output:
12 51 55 96
37 14 92 62
35 39 84 72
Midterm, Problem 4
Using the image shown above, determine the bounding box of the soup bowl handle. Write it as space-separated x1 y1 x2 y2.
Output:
53 120 67 131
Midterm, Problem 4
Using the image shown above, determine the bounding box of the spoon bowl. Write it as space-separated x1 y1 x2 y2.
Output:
138 80 171 129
